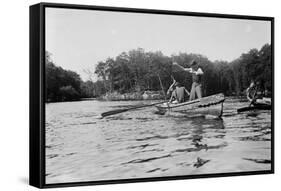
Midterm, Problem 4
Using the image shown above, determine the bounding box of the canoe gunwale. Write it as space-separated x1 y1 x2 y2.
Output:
155 93 225 111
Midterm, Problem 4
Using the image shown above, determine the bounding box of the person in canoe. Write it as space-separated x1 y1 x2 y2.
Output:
246 80 258 103
172 60 204 100
246 80 270 105
167 80 190 104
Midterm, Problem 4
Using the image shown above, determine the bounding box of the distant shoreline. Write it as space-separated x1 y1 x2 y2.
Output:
45 95 254 104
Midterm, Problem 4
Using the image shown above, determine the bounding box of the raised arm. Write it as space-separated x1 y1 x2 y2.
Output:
172 62 192 72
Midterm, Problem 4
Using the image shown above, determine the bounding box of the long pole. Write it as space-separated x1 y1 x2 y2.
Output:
157 74 167 101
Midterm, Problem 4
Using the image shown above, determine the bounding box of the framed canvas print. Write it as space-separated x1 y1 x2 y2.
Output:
29 2 274 188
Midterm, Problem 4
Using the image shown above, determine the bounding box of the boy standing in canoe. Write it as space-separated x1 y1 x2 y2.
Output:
172 60 204 100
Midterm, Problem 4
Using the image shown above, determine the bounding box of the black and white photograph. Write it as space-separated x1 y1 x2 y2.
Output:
42 4 273 185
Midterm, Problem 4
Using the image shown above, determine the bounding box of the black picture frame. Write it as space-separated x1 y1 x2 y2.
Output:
30 2 274 188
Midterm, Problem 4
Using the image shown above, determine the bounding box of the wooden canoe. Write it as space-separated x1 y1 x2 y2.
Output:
237 102 271 113
155 93 225 117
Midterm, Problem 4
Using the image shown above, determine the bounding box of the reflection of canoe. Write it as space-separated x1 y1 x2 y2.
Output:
155 93 225 117
237 102 271 113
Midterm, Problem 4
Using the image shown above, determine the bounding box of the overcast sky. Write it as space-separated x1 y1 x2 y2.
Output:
46 8 271 81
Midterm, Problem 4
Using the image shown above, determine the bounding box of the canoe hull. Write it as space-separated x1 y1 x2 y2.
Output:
170 102 223 117
237 103 271 113
156 93 225 117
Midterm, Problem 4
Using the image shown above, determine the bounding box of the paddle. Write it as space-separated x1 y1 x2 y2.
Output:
101 100 167 117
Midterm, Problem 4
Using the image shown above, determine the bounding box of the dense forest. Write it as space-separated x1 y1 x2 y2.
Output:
46 43 271 102
46 52 95 102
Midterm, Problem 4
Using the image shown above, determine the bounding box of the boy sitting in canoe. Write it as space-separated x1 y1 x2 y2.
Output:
167 80 190 104
246 80 271 105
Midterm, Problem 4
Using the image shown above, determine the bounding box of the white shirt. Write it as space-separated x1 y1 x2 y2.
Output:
185 67 204 75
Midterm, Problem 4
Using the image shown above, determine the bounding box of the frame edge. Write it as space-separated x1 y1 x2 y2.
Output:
29 3 44 188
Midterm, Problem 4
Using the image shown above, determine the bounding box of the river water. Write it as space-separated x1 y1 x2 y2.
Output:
45 97 272 184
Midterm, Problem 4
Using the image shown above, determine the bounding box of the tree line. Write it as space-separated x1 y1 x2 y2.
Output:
46 43 271 102
46 52 94 102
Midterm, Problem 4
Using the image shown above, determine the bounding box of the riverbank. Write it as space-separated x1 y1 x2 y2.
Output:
46 90 272 103
100 91 165 101
46 91 165 103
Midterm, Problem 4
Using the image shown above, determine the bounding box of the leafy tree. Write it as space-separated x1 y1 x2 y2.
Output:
45 51 82 102
59 86 80 101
